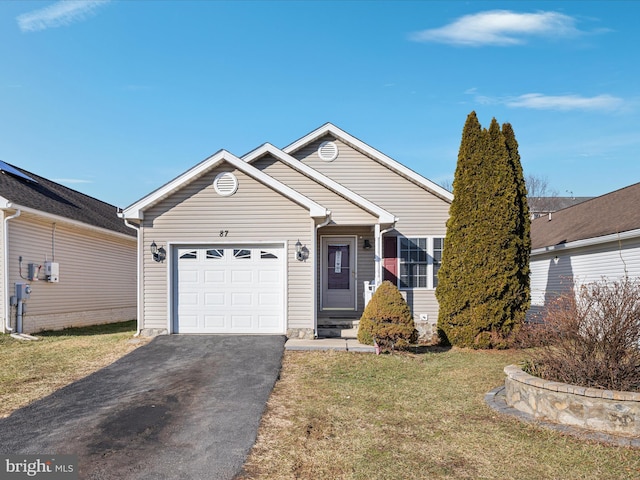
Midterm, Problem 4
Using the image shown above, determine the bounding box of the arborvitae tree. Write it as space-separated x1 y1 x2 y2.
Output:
436 112 530 348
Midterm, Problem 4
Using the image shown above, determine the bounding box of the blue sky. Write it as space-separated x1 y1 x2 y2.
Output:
1 1 638 208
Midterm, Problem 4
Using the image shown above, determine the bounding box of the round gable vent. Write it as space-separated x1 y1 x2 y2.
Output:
318 141 339 161
213 172 238 196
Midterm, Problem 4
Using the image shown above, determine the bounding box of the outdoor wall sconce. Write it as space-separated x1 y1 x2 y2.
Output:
150 241 166 263
295 240 304 261
553 255 559 265
363 239 372 250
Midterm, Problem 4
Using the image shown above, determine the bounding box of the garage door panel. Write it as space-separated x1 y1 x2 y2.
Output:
231 270 253 284
204 315 225 328
204 270 226 284
205 293 225 306
232 292 253 306
259 293 280 306
176 245 284 334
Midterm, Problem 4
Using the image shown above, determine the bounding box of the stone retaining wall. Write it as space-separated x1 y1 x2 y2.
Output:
504 365 640 436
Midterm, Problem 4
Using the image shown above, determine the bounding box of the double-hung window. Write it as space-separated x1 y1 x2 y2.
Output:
398 237 444 289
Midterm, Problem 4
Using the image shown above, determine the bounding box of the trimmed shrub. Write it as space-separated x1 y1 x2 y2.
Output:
357 281 417 351
523 277 640 392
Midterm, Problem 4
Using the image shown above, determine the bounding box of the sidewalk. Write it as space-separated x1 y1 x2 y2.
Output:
285 337 376 353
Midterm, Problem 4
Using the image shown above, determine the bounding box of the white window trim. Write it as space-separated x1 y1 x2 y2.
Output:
397 236 444 291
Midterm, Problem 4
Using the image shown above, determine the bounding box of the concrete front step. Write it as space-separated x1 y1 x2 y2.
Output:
317 326 359 339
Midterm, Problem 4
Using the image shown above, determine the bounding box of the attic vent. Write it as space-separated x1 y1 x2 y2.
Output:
213 172 238 196
318 141 338 162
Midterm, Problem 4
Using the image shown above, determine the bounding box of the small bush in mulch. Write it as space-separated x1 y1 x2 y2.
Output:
520 277 640 392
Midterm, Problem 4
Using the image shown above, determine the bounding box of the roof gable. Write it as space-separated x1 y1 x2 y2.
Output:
282 123 453 203
243 143 397 224
0 162 134 237
122 150 328 220
531 182 640 250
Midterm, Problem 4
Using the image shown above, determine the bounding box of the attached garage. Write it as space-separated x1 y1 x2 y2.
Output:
173 244 285 334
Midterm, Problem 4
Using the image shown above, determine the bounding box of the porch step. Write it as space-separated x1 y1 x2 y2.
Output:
317 318 360 339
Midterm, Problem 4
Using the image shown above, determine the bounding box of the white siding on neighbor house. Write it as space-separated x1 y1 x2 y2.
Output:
5 212 136 333
529 236 640 319
141 163 315 333
0 215 5 328
292 136 449 324
253 156 379 225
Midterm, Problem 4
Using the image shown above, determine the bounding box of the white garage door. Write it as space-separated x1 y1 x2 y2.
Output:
175 244 285 334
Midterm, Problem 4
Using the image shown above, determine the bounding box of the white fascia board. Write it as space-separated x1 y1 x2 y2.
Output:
531 228 640 256
243 143 397 224
122 149 229 219
282 123 453 203
122 149 328 220
0 195 10 209
0 202 136 242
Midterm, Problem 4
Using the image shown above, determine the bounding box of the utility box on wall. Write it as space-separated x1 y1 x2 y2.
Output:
45 261 59 283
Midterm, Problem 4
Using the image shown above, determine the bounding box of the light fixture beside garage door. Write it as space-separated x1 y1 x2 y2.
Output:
213 172 238 196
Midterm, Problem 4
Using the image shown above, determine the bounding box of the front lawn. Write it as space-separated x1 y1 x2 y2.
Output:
240 348 640 480
0 321 144 418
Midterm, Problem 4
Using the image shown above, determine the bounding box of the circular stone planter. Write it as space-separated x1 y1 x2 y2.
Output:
503 365 640 437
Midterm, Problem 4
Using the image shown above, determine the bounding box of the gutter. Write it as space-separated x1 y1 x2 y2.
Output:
122 218 142 337
531 227 640 256
3 208 21 333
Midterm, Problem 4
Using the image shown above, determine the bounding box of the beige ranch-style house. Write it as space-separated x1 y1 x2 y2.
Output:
121 124 452 340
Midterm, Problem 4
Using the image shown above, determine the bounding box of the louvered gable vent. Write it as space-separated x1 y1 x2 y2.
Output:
318 141 339 161
213 172 238 196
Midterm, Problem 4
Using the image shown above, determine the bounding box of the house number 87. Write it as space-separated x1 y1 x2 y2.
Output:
219 230 229 237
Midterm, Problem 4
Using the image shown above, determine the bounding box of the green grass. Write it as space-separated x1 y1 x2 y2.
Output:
240 348 640 480
0 321 144 418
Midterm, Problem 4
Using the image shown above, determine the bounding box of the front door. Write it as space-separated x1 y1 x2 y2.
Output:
321 236 356 310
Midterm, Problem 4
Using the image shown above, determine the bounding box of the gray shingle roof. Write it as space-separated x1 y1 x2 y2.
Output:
531 182 640 249
0 162 134 237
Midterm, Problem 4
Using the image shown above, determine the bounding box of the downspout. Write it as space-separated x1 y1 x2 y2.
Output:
123 218 142 337
4 208 21 333
313 213 332 338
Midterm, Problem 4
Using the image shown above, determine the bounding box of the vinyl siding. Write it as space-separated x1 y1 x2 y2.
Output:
292 136 450 235
5 212 136 333
253 155 379 225
141 163 314 332
293 136 449 323
529 236 640 319
0 215 5 328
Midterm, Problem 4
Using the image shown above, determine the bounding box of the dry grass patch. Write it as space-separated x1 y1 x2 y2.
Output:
0 321 145 418
241 348 640 480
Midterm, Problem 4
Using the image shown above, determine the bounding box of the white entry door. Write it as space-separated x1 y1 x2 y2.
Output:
321 236 356 310
174 244 284 334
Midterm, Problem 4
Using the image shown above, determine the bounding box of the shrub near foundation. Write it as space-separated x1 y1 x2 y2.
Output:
357 281 417 351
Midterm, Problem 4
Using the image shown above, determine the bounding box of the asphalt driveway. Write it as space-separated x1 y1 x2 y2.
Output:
0 335 286 479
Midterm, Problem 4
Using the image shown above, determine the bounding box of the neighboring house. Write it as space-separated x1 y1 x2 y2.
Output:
529 182 640 320
528 196 592 220
0 161 137 334
121 123 452 339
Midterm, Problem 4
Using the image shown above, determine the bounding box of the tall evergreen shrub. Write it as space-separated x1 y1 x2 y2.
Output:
436 112 530 348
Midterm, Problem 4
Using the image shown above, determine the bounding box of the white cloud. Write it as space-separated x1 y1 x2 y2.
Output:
506 93 624 111
409 10 581 47
17 0 110 33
